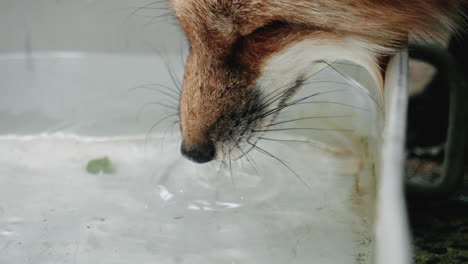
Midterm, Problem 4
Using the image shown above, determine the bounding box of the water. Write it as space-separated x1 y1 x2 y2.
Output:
0 54 382 264
0 134 370 264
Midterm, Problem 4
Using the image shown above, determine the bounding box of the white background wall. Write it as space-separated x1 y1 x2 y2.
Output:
0 0 185 53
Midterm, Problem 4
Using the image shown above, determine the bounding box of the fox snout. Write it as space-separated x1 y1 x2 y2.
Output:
180 139 215 163
179 88 264 163
179 57 265 162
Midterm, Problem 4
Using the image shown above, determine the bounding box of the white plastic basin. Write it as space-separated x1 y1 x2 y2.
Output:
0 1 411 264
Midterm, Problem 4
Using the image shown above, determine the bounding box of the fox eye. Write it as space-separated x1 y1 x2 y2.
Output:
249 20 287 36
230 20 287 57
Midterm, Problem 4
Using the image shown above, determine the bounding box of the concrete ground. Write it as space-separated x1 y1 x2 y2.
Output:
406 157 468 264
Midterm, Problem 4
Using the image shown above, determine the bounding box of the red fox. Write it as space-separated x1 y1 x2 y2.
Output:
167 0 464 163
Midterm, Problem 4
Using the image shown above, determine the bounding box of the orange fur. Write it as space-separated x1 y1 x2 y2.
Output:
169 0 464 161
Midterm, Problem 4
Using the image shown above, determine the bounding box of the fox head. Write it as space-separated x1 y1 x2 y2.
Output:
167 0 462 163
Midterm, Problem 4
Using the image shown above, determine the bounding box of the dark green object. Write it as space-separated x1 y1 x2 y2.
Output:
86 157 115 174
407 45 467 198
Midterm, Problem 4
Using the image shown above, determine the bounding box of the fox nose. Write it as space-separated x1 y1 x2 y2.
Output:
180 140 215 163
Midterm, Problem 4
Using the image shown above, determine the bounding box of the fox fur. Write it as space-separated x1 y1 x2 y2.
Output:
168 0 464 162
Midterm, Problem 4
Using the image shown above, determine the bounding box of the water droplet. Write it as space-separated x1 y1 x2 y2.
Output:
157 185 174 201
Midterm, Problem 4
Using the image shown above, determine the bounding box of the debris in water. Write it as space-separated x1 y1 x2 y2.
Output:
86 157 115 174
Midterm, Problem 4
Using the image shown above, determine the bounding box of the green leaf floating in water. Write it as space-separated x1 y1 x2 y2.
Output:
86 157 115 174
